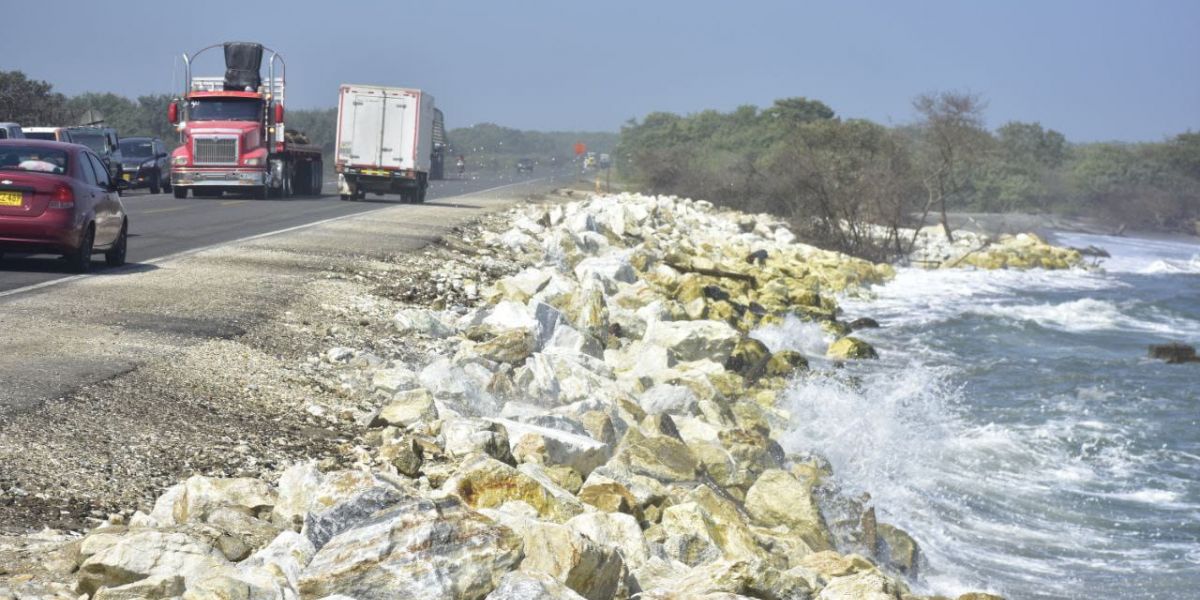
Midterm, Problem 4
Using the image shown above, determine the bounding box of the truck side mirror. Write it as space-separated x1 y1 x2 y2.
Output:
168 102 179 124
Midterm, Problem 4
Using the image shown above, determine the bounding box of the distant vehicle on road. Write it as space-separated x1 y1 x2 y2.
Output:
335 83 438 202
0 140 129 272
22 127 73 143
118 137 171 194
598 153 612 169
0 123 24 139
66 126 124 180
516 158 535 173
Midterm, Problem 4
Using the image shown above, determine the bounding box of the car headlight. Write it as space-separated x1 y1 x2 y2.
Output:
243 157 262 166
142 159 156 169
173 156 189 165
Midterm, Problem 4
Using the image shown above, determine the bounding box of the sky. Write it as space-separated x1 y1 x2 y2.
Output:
2 0 1197 142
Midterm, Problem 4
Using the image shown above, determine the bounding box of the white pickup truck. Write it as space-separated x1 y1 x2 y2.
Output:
334 84 441 203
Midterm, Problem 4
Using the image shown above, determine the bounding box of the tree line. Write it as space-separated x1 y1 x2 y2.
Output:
617 94 1200 258
0 70 615 173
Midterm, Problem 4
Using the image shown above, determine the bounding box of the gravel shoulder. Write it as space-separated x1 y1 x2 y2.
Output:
0 179 566 534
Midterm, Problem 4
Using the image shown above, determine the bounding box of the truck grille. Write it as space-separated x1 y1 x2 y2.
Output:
193 137 239 165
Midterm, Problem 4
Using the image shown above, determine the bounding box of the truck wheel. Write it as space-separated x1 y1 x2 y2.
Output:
313 160 323 196
173 187 188 199
293 163 310 196
150 172 162 195
417 184 427 203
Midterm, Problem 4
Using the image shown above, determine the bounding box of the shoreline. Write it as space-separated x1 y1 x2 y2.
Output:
0 189 1070 599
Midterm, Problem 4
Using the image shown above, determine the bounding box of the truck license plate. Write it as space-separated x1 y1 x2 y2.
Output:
0 191 23 207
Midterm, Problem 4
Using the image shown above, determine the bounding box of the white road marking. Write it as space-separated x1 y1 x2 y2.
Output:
0 177 551 300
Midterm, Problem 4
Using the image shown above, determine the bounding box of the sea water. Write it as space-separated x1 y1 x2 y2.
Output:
762 232 1200 599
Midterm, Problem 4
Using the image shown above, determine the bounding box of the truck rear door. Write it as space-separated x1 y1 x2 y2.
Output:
379 93 414 171
343 91 384 168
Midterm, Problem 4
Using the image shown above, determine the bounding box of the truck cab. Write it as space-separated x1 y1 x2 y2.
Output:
168 42 322 199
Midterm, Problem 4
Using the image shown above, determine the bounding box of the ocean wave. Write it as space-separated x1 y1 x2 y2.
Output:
971 297 1200 335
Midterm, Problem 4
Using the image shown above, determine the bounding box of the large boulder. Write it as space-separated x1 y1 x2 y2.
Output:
744 470 833 551
485 571 588 600
299 470 411 550
566 511 651 570
643 319 739 363
76 529 232 596
816 571 902 600
298 496 523 600
443 455 587 523
609 428 699 483
485 511 625 600
442 417 514 463
494 418 612 478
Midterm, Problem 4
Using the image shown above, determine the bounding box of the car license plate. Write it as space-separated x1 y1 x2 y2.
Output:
122 173 132 181
0 190 23 207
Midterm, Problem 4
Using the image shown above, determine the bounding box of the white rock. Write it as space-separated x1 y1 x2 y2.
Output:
483 300 539 332
370 366 418 394
485 571 587 600
325 347 355 363
492 418 612 477
77 530 231 595
566 511 651 569
642 319 739 363
394 308 455 338
639 384 700 416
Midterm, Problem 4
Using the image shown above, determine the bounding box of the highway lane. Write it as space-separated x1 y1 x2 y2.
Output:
0 168 563 294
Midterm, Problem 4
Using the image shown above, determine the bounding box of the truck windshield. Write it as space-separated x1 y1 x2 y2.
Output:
187 97 262 122
24 131 56 141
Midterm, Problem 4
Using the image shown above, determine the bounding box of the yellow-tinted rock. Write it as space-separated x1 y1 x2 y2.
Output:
827 336 879 360
765 350 808 377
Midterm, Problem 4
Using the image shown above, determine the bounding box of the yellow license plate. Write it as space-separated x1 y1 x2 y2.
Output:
0 190 22 207
362 169 388 176
122 173 132 181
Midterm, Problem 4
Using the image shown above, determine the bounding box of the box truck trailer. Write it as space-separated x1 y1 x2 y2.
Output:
335 84 443 202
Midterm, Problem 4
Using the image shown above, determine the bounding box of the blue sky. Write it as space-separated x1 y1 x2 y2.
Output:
3 0 1197 141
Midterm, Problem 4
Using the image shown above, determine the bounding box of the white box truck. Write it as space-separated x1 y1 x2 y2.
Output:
335 84 440 202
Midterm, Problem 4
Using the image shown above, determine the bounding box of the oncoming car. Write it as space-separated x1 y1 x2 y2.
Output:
118 137 171 193
0 140 129 272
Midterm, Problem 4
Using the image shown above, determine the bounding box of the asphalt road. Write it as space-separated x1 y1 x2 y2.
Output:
0 168 559 294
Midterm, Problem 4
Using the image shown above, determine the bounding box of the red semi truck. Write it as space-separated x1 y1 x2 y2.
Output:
168 42 323 199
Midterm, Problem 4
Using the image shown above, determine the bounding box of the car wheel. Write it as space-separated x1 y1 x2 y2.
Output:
150 171 162 195
105 221 128 267
174 187 188 199
67 225 95 273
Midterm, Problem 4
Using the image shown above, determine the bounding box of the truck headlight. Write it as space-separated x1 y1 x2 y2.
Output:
243 157 262 166
173 156 189 165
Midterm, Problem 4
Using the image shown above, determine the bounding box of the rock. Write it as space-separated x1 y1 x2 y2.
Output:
816 571 901 600
826 337 878 360
578 410 619 445
370 365 419 394
875 523 919 576
419 358 499 416
495 418 612 478
444 455 586 522
301 470 411 551
640 383 700 416
956 594 1005 600
370 388 438 428
485 571 588 600
725 338 771 379
1148 342 1200 364
379 435 424 477
796 551 874 580
476 329 536 364
271 461 323 528
577 480 641 518
487 513 625 600
745 470 833 551
325 347 355 363
566 510 651 570
846 317 880 331
764 350 808 377
92 574 185 599
483 300 539 332
298 496 522 600
643 319 739 363
442 418 514 463
394 308 455 337
574 255 638 291
153 476 276 526
610 428 699 483
76 530 231 596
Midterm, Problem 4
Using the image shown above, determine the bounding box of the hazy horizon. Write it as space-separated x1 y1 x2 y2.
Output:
2 0 1197 142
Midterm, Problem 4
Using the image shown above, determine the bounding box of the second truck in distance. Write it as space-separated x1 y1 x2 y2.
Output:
335 84 444 203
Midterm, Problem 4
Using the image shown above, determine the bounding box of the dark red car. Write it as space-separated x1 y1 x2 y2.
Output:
0 140 128 272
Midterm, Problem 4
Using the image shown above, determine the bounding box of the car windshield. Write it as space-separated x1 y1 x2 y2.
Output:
187 97 262 121
120 140 155 157
0 146 69 175
71 132 107 154
24 131 55 141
